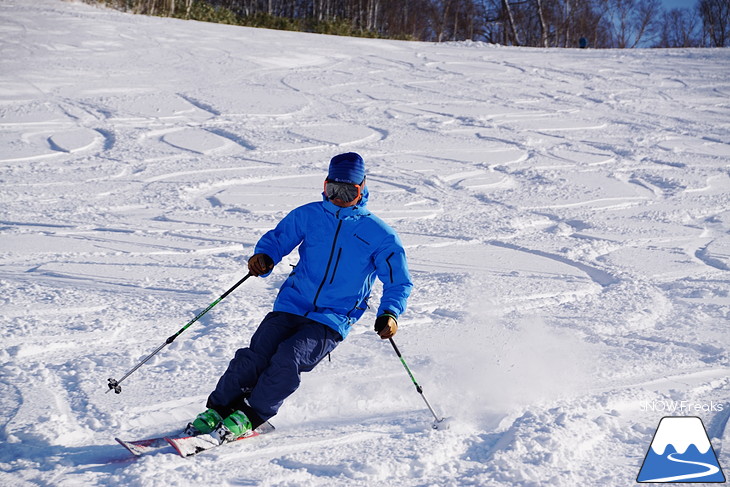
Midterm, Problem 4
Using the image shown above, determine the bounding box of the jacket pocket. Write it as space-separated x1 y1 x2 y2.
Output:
353 233 371 245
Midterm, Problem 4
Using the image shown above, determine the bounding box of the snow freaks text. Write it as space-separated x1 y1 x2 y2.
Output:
639 401 725 414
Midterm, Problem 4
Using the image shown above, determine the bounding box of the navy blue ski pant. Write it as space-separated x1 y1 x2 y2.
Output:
206 311 342 427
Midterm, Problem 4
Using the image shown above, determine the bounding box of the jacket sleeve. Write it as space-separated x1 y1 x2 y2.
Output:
373 233 413 318
253 206 305 272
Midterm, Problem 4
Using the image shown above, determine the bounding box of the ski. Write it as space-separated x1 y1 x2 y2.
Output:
115 436 172 456
165 421 275 457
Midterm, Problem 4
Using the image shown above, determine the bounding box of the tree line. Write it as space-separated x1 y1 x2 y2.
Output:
87 0 730 47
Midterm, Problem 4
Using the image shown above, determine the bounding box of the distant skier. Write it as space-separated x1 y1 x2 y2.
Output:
187 152 413 444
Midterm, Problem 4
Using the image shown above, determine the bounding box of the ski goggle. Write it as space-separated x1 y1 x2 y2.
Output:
324 180 362 203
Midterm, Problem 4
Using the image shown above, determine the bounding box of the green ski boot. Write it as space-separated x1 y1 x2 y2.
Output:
185 408 223 436
211 410 253 444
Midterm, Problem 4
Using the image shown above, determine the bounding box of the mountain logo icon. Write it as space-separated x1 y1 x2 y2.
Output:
637 416 726 483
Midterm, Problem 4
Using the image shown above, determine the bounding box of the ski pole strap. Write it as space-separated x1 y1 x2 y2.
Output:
380 311 397 322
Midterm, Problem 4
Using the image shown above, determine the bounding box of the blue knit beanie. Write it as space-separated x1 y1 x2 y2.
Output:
327 152 365 184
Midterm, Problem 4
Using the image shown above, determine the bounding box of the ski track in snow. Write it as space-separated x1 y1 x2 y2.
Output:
1 1 729 486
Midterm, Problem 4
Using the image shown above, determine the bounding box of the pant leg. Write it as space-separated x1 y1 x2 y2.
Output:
206 312 299 415
247 319 342 422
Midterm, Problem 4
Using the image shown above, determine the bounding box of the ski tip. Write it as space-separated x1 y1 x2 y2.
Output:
115 437 143 456
256 420 275 434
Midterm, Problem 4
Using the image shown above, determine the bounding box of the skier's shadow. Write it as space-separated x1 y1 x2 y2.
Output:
3 440 169 476
65 443 145 471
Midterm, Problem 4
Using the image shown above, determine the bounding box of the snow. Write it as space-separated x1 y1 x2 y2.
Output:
1 0 729 485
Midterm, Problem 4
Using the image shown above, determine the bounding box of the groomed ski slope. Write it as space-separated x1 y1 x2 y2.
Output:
1 1 728 485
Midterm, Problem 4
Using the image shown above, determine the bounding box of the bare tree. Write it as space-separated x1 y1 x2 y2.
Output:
86 0 726 48
606 0 661 47
699 0 730 47
656 8 702 47
535 0 549 46
502 0 522 45
631 0 662 47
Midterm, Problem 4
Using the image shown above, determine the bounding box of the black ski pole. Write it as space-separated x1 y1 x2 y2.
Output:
106 273 252 394
388 337 447 429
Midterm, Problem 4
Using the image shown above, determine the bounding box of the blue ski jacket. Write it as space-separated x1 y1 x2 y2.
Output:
253 187 413 339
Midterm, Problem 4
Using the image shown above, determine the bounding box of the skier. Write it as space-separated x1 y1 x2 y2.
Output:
187 152 413 444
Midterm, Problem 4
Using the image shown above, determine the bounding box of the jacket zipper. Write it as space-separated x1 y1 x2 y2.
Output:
308 219 343 314
329 248 343 284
